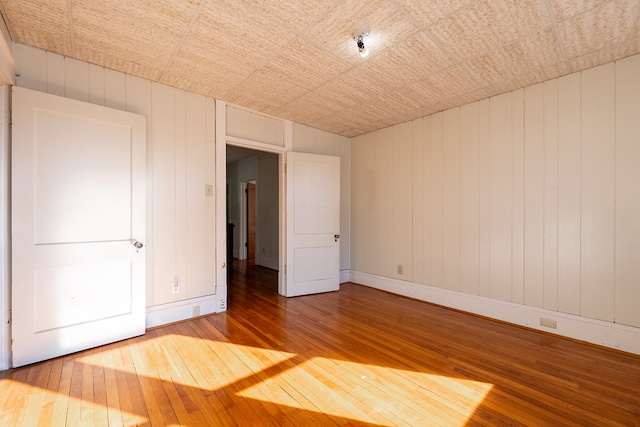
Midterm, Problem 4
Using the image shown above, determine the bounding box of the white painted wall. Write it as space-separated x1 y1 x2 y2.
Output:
351 55 640 353
11 43 216 312
227 105 284 147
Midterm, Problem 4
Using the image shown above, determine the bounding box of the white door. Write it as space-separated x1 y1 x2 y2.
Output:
285 152 340 297
11 86 146 367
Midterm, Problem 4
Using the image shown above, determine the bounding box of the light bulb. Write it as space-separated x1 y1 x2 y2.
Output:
355 31 370 58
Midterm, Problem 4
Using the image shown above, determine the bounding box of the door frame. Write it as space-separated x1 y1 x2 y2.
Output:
225 144 286 294
215 100 290 307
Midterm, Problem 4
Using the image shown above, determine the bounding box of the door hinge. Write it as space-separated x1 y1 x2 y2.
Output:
284 265 287 274
284 163 287 173
7 309 11 324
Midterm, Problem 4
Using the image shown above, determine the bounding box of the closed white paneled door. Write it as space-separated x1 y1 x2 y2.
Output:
11 86 146 367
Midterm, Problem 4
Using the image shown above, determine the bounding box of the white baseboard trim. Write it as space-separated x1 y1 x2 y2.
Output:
349 271 640 355
146 295 216 329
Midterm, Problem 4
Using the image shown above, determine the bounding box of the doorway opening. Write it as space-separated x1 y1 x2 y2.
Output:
226 145 280 293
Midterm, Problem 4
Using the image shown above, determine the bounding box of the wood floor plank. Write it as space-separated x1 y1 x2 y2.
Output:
100 345 123 427
1 367 32 426
128 340 167 426
36 358 63 427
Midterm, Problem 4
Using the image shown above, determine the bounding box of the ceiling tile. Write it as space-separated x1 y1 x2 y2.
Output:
395 0 474 28
71 0 199 80
181 0 294 72
549 0 610 22
465 27 565 87
262 38 352 91
297 84 357 112
428 0 551 61
363 31 455 88
560 0 640 60
237 0 335 34
228 68 309 107
334 64 398 100
2 0 72 55
423 64 481 97
161 46 255 98
396 81 449 108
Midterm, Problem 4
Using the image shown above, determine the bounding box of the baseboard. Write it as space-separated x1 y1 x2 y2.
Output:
146 295 216 329
349 271 640 355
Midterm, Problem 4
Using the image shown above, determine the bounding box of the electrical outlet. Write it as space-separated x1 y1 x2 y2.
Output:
262 247 266 255
397 265 403 275
205 184 213 197
172 277 180 294
192 305 200 317
540 318 557 329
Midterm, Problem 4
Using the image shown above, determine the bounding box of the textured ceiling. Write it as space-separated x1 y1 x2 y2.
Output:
1 0 639 137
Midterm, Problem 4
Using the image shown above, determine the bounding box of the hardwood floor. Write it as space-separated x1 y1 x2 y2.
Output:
2 260 639 426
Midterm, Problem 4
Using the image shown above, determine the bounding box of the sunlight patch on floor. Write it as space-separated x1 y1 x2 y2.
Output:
237 357 494 426
75 335 493 425
79 334 297 390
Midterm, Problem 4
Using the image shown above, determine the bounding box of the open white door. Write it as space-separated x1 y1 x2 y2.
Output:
285 152 340 297
11 87 146 367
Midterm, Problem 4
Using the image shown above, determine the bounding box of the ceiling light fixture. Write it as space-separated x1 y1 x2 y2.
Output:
353 28 370 58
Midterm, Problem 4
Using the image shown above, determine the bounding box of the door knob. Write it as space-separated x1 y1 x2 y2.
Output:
334 234 340 242
132 240 144 249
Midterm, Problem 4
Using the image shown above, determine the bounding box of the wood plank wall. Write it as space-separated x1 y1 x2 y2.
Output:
13 44 216 308
351 55 640 328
